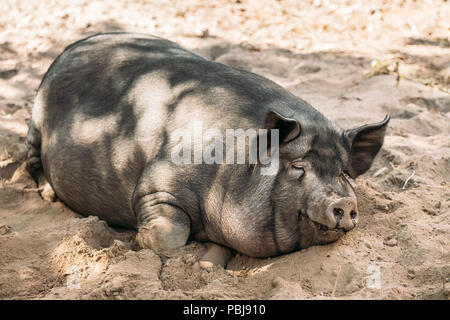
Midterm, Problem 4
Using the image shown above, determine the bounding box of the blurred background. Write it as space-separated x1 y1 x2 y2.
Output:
1 0 449 93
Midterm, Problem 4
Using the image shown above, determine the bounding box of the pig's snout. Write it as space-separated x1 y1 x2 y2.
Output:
327 198 358 231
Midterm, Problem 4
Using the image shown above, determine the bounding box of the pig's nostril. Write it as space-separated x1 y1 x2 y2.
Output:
333 207 344 219
350 211 357 219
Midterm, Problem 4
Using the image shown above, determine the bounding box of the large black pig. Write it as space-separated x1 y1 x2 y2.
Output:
27 33 389 258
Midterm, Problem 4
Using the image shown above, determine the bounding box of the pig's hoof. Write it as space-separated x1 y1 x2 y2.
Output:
136 216 190 254
199 243 232 270
40 182 56 202
36 173 56 202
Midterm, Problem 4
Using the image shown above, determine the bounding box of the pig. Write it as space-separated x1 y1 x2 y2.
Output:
27 33 389 258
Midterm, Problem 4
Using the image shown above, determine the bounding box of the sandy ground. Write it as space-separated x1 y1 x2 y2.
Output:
0 0 449 299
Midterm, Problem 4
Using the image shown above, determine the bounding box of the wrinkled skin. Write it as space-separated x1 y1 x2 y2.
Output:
27 33 389 258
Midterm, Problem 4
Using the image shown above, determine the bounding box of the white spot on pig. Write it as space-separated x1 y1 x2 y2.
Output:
70 112 118 144
128 73 172 158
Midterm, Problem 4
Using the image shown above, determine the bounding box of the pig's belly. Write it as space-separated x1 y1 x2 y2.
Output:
41 128 150 228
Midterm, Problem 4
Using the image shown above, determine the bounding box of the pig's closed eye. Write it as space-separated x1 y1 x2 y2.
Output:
291 162 305 180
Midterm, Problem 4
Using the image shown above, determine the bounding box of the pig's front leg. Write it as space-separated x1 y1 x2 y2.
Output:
134 193 191 253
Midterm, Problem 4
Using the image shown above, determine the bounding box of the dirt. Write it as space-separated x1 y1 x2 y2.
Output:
0 0 449 300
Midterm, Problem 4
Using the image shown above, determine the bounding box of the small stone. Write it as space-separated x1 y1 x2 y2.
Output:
0 225 12 235
200 28 209 38
384 238 397 247
363 239 372 249
183 254 196 265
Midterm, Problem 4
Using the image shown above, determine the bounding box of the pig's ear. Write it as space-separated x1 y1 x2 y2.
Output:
265 111 301 144
345 115 390 178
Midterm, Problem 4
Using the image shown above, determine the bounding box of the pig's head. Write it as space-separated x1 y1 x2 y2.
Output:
264 111 389 249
